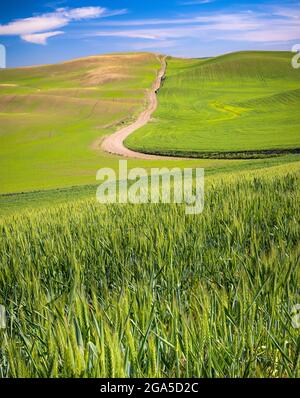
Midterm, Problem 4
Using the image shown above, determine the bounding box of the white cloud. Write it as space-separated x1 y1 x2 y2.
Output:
59 7 105 20
272 7 300 19
130 40 177 50
0 6 126 44
179 0 214 5
0 15 69 35
92 9 128 18
225 24 300 43
89 7 300 44
21 31 64 45
94 30 162 40
99 17 200 27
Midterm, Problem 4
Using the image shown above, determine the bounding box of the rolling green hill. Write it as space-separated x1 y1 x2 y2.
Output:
1 162 299 377
125 51 300 158
1 50 300 378
2 51 299 195
0 53 160 193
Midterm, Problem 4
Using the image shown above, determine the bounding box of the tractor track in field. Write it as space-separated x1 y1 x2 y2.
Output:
96 55 300 161
99 56 185 161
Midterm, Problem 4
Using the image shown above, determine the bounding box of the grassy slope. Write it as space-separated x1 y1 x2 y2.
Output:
125 51 300 157
0 51 270 196
0 53 161 193
0 51 299 378
0 163 299 377
0 154 299 216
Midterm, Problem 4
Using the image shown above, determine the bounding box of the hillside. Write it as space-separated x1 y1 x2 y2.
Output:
1 162 299 377
125 51 300 158
0 53 160 193
1 51 300 379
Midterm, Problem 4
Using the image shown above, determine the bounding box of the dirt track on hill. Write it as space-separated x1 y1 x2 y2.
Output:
99 56 182 160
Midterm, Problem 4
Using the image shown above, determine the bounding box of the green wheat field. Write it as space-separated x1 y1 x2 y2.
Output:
126 52 300 158
0 51 299 378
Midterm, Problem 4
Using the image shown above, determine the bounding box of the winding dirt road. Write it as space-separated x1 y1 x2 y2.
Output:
100 56 179 160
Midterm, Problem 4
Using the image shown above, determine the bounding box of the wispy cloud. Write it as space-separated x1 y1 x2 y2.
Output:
89 6 300 45
130 40 178 50
98 17 199 27
0 6 127 44
21 31 64 45
178 0 214 5
92 13 262 30
272 6 300 19
95 30 161 40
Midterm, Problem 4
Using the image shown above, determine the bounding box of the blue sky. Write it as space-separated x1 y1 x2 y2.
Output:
0 0 300 67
